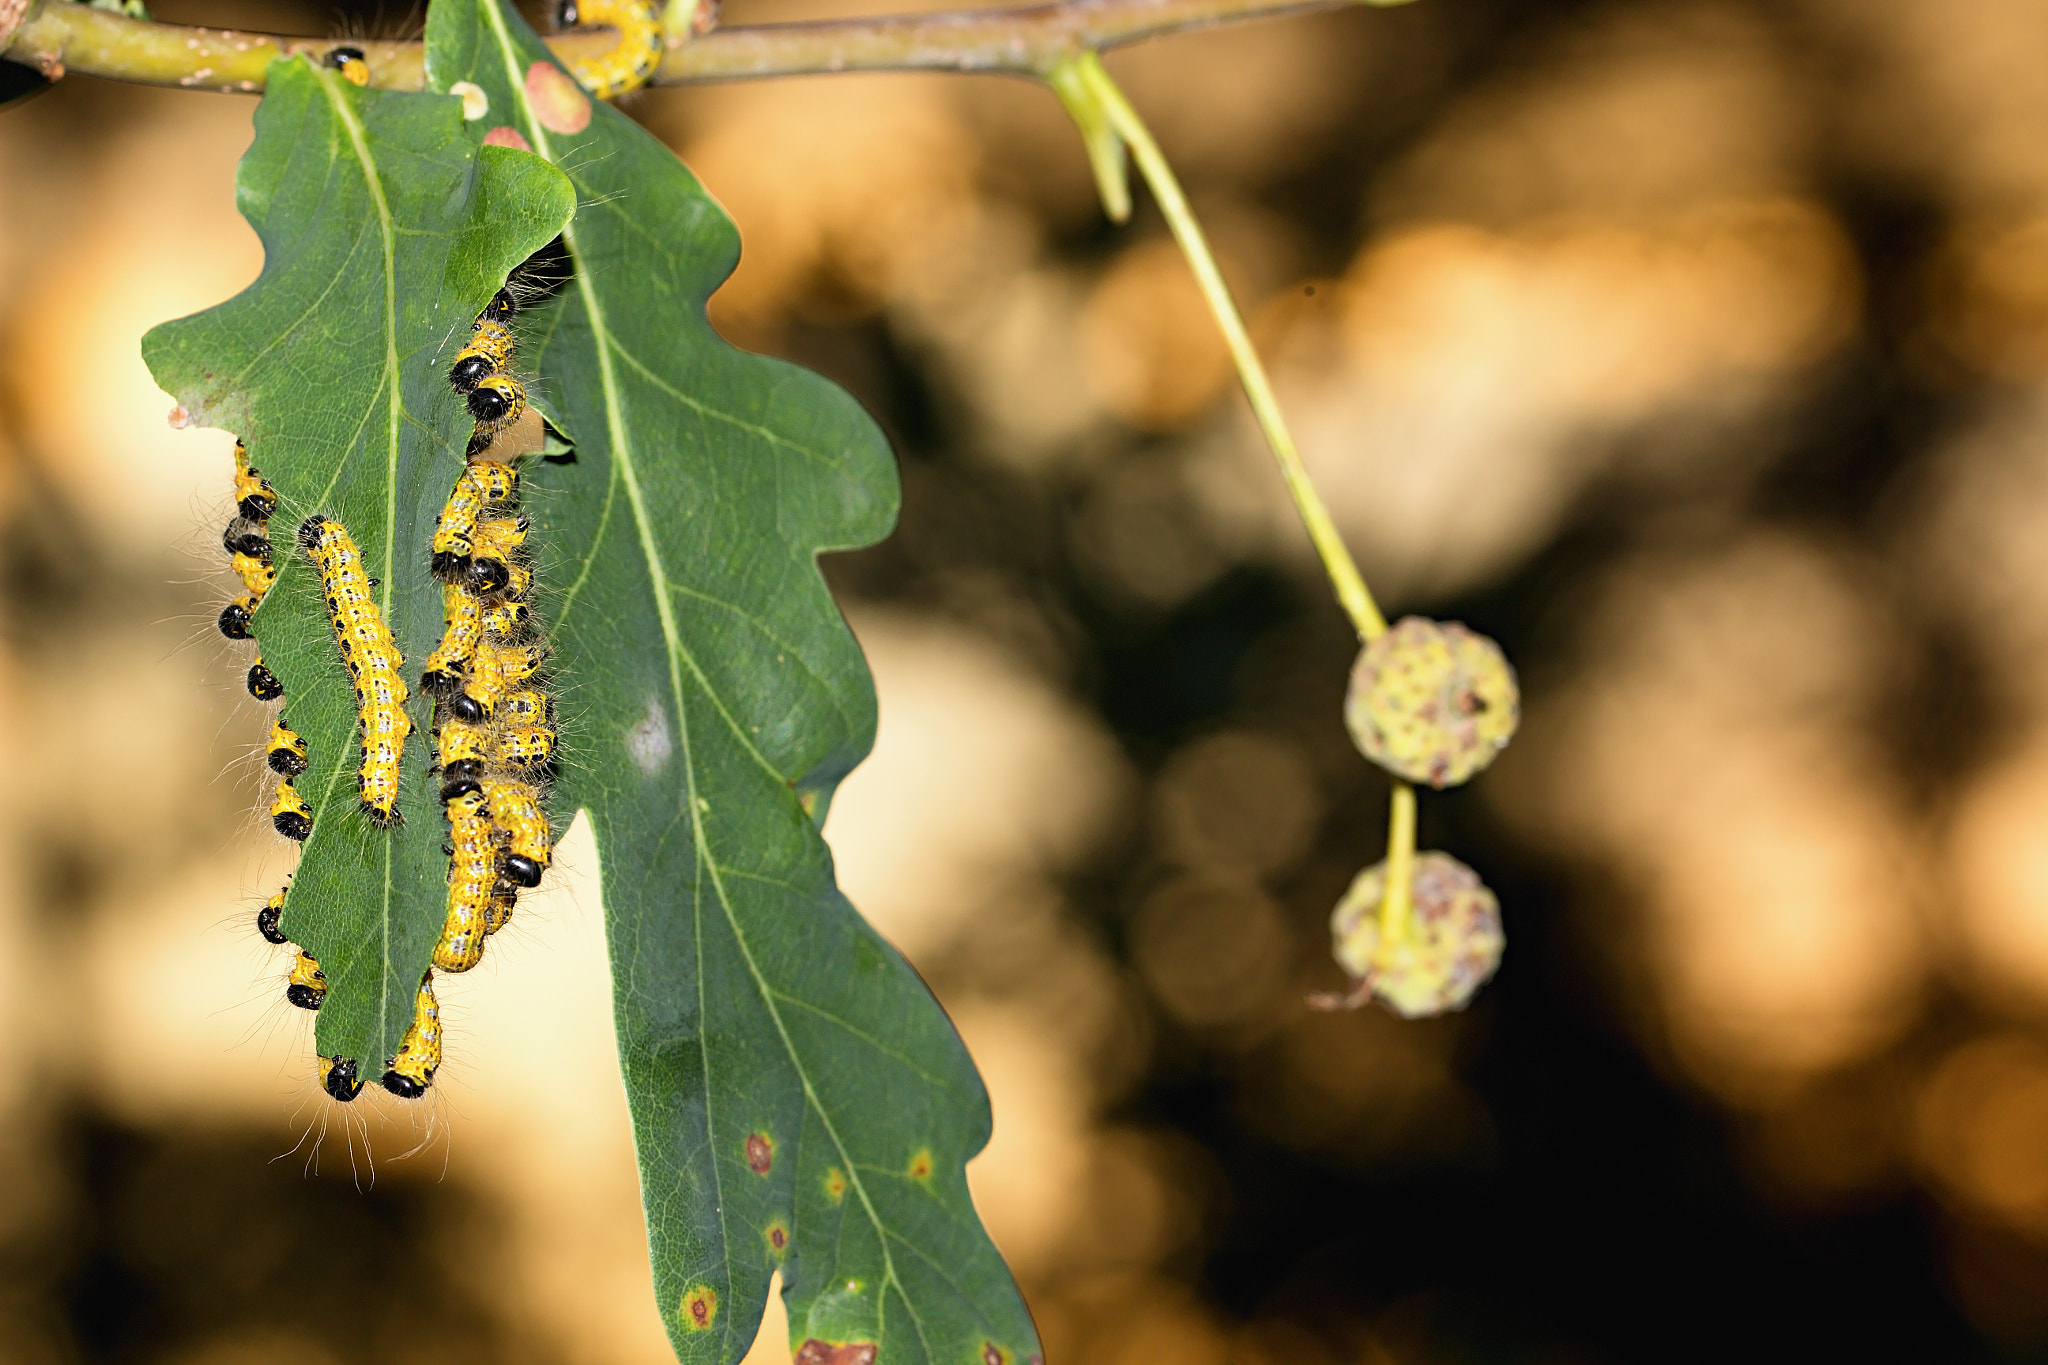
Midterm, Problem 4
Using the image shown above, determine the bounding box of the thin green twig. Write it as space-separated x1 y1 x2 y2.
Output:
1378 781 1415 943
1064 50 1387 641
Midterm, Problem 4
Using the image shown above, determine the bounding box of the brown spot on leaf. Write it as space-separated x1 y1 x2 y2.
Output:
482 124 531 151
679 1285 718 1330
907 1147 934 1181
983 1343 1006 1365
746 1132 774 1174
765 1219 790 1255
824 1167 847 1203
796 1341 878 1365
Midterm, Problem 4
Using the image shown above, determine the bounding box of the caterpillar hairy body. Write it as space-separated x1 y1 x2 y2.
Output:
557 0 663 100
436 718 492 796
464 514 529 595
430 460 519 582
286 949 325 1009
231 551 277 601
299 516 412 827
498 688 552 727
454 639 547 725
485 778 551 888
484 884 517 936
494 724 555 773
381 973 443 1098
448 318 515 395
484 599 529 637
434 787 496 973
421 583 485 694
232 440 277 522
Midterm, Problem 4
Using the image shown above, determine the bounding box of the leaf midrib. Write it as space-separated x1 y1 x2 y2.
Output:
323 65 404 1051
473 8 915 1348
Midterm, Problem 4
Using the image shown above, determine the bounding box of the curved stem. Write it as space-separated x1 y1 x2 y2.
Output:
1066 50 1386 641
2 0 1410 92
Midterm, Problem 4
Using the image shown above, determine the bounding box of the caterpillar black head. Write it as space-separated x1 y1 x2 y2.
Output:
285 950 325 1009
256 890 288 946
420 662 467 695
557 0 583 26
463 556 512 595
322 46 370 87
266 724 309 777
448 353 494 394
218 596 256 640
501 853 544 889
320 1056 364 1102
380 1068 429 1099
440 768 484 803
247 660 284 701
466 374 526 430
222 522 272 560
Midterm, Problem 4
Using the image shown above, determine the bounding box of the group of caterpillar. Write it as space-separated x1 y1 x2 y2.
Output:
221 33 623 1117
230 282 556 1106
209 447 355 1099
212 446 316 852
423 285 557 981
318 8 662 105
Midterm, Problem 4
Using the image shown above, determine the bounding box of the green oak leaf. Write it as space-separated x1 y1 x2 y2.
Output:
425 3 1040 1363
142 58 576 1079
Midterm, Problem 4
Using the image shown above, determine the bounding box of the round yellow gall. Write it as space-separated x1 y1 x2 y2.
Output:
1324 851 1503 1018
1344 616 1518 788
525 60 592 134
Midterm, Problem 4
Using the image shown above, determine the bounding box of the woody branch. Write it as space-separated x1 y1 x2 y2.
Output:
1 0 1406 94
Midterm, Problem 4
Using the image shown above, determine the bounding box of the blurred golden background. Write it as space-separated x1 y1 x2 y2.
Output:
8 0 2048 1358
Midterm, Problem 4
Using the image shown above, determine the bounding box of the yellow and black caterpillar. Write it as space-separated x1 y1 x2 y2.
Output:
380 972 443 1098
556 0 663 101
418 282 562 979
447 286 527 455
216 441 315 853
299 516 412 829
